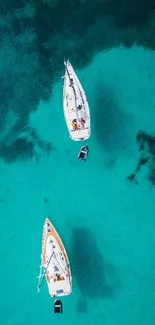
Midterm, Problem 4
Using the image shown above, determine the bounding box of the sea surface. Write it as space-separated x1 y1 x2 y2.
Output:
0 1 155 325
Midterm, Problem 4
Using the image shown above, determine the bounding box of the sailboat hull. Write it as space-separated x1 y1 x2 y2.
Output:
63 60 91 141
41 218 72 297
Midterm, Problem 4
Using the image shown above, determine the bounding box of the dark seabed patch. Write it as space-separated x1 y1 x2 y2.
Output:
127 130 155 186
0 138 35 163
70 227 119 299
0 124 54 164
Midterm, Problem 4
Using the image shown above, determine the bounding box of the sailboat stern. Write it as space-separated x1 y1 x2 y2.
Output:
70 127 90 141
48 275 72 297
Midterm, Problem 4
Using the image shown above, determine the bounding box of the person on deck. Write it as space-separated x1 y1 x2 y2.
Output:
72 119 78 130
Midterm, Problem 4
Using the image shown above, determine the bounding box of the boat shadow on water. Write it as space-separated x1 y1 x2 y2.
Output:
70 227 120 303
94 83 133 156
76 297 88 314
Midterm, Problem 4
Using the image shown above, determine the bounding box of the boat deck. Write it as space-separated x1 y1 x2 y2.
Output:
41 218 72 297
63 60 91 141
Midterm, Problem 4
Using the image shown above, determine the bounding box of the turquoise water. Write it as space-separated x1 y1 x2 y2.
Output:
1 0 155 323
0 45 155 325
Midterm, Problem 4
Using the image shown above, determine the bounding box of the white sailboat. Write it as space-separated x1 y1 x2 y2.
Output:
37 218 72 298
63 60 91 141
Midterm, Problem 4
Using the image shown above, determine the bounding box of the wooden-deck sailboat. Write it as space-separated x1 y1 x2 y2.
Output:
63 60 91 142
37 218 72 298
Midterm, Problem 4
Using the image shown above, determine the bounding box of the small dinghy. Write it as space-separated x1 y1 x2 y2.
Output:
54 299 63 314
63 60 91 141
37 218 72 299
78 145 89 162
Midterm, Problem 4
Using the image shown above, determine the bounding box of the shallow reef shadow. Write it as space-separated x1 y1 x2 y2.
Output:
127 130 155 186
